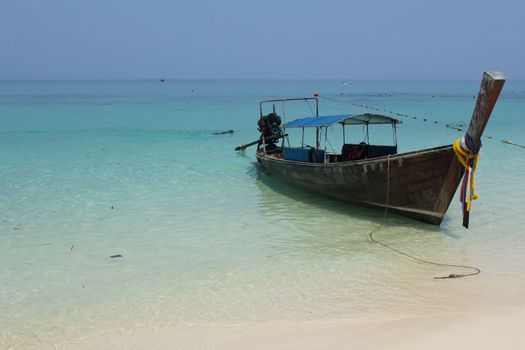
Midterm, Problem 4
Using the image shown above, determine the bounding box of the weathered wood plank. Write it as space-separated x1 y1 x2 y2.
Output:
466 71 505 150
256 146 458 224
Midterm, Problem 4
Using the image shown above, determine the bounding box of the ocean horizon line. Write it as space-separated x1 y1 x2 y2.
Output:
1 77 524 83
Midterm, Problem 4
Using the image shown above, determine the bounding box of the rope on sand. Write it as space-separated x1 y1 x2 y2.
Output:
374 167 480 279
368 225 481 279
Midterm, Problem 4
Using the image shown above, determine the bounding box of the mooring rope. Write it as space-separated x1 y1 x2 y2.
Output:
368 225 481 279
453 136 481 228
377 154 479 279
319 95 525 149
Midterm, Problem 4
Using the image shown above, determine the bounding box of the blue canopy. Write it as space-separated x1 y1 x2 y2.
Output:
283 113 401 128
284 115 352 128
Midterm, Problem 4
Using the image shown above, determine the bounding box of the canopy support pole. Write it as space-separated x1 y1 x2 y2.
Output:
324 127 328 163
393 123 397 146
325 127 328 150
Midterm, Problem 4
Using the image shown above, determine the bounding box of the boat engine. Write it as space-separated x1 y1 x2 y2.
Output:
258 112 282 149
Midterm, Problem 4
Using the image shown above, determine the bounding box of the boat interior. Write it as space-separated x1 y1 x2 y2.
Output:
258 97 401 163
266 143 398 163
257 97 401 164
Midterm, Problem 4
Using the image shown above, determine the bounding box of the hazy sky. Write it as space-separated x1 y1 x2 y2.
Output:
1 0 523 79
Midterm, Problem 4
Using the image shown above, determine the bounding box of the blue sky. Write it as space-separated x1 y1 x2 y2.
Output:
0 0 523 79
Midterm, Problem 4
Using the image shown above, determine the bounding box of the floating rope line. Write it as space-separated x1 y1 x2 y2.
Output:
501 139 525 148
319 95 525 149
369 226 481 279
305 98 316 116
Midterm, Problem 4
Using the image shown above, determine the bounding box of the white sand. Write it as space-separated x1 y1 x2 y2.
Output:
46 305 525 350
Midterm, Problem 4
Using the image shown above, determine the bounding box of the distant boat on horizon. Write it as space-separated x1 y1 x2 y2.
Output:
160 78 165 83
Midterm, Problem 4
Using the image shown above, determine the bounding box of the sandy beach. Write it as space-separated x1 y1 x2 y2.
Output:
43 305 525 350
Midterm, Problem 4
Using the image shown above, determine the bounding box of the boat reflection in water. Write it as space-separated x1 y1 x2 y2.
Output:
252 169 448 260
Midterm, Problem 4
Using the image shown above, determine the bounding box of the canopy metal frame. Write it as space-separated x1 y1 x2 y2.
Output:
260 97 319 149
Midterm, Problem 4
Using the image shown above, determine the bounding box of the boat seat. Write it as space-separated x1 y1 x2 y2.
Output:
341 143 397 161
283 147 325 163
367 145 397 158
341 143 368 161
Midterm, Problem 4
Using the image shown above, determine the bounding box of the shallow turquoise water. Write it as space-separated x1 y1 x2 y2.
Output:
1 79 525 348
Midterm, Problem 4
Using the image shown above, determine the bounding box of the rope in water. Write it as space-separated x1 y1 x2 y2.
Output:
368 226 481 279
319 95 525 149
376 153 479 279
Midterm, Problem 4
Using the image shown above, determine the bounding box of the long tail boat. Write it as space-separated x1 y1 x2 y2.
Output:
240 72 505 227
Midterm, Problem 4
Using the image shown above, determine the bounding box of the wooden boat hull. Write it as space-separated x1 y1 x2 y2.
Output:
248 71 505 227
256 145 464 224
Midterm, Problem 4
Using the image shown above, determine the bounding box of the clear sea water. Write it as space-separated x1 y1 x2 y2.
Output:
1 79 525 348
